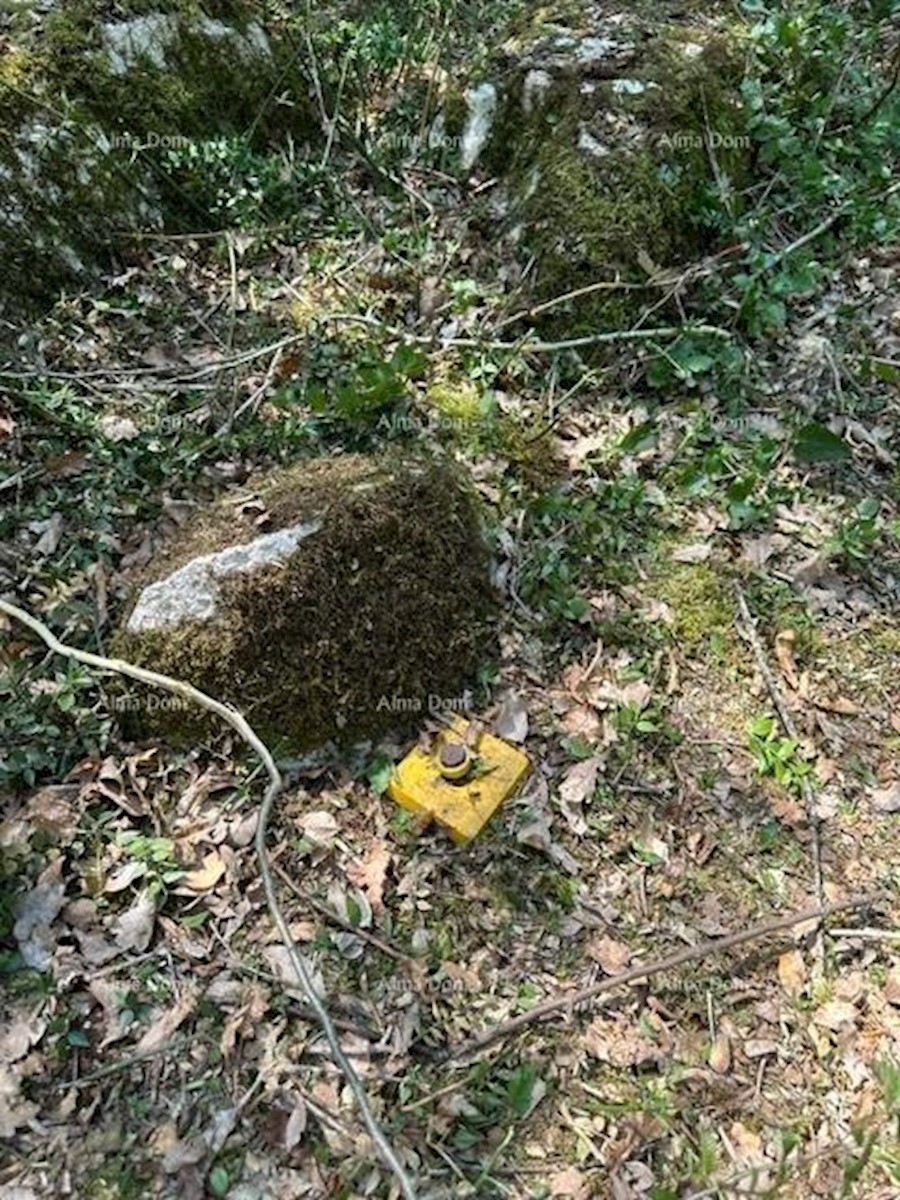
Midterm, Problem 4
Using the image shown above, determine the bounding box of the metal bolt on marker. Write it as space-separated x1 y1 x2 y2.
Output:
438 740 472 780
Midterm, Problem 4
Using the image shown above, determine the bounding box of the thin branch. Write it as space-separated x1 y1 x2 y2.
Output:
435 323 732 355
0 336 304 384
853 41 900 128
444 894 872 1063
492 278 657 333
0 598 417 1200
272 860 414 965
735 583 826 971
735 178 900 323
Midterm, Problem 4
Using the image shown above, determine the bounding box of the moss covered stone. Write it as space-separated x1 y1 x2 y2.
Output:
113 453 497 752
466 2 748 333
0 1 316 314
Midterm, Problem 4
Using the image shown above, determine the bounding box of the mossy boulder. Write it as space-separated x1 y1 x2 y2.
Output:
113 454 497 751
457 2 747 332
0 1 317 315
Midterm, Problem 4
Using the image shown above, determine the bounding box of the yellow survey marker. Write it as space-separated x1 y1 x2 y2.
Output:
389 715 530 843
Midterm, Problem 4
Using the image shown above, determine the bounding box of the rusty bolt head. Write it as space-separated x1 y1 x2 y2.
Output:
439 742 468 769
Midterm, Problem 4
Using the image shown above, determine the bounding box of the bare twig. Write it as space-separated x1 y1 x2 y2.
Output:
0 598 417 1200
0 335 305 384
853 41 900 129
218 343 286 434
492 278 656 333
735 178 900 324
444 894 872 1062
493 246 746 340
58 1038 190 1088
735 583 826 970
830 927 900 942
272 861 413 965
435 323 731 355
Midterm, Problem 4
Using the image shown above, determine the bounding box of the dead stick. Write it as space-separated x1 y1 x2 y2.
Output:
0 598 417 1200
445 894 872 1063
272 860 414 966
735 583 826 970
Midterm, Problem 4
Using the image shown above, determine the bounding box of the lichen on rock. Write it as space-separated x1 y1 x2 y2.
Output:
113 453 497 752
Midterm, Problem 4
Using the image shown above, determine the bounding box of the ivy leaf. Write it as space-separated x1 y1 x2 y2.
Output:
619 420 658 453
794 423 852 463
366 754 394 795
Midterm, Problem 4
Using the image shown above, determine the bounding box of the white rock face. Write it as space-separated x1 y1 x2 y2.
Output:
523 69 553 116
611 79 649 95
575 36 620 65
102 15 179 75
102 14 272 76
460 82 498 172
127 520 323 632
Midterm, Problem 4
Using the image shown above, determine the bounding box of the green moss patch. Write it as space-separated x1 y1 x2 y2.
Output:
647 558 735 659
0 1 317 311
113 453 497 752
483 12 748 332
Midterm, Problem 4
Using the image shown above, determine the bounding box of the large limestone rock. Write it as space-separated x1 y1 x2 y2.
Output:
455 2 747 332
114 454 496 751
0 1 316 315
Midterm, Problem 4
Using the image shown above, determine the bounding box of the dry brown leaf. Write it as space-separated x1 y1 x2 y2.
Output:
549 1166 591 1198
813 999 858 1031
346 841 392 915
709 1032 732 1073
182 850 227 893
775 629 799 690
135 989 198 1055
777 949 807 997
